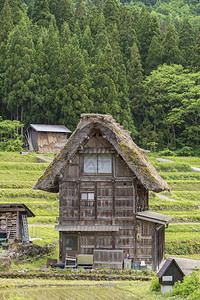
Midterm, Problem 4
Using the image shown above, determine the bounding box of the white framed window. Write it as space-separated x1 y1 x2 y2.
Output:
84 154 112 174
81 192 95 201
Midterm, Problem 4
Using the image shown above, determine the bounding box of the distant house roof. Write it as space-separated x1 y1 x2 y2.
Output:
29 124 71 133
0 204 35 217
136 211 173 225
33 114 169 193
157 257 185 278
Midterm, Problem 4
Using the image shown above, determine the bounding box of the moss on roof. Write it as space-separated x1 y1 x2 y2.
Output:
33 114 169 193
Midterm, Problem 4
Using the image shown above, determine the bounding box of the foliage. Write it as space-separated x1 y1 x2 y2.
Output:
149 276 161 292
0 118 23 151
167 271 200 299
176 146 195 157
0 1 200 149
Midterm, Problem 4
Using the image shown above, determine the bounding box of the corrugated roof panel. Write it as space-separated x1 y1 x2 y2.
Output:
54 225 120 232
30 124 71 133
136 211 173 225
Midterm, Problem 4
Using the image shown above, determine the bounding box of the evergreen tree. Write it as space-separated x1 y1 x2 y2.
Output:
0 0 13 118
103 0 119 29
60 21 71 48
179 17 194 67
0 0 13 44
162 22 181 65
74 0 88 33
192 26 200 72
89 5 101 37
3 17 36 129
56 33 93 129
145 36 163 75
119 6 137 62
48 0 73 31
136 5 152 67
81 25 94 56
30 0 52 28
126 42 144 131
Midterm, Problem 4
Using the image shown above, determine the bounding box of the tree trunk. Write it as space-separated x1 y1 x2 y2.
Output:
171 123 176 149
21 105 23 138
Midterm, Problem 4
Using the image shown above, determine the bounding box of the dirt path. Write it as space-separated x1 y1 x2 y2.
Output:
156 194 179 202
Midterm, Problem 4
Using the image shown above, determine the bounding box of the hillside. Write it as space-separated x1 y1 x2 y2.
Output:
1 0 200 152
0 152 199 258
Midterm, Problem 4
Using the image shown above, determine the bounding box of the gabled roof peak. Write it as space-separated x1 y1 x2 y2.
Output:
33 114 169 193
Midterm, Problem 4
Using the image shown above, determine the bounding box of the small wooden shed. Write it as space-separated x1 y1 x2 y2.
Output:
33 114 172 270
26 124 71 153
157 257 185 294
0 204 35 242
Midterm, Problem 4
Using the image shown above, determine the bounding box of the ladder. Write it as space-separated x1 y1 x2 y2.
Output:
22 215 29 243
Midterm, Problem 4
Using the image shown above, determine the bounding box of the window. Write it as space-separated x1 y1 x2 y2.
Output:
84 154 112 173
81 192 94 200
64 236 78 251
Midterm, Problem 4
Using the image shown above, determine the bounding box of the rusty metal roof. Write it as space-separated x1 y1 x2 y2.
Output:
54 225 120 232
29 124 71 133
136 211 173 225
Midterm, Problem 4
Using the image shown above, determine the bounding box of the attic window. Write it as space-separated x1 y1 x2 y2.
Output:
84 154 112 173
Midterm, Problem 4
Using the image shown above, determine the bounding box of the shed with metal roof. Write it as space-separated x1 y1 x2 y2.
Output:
26 124 71 153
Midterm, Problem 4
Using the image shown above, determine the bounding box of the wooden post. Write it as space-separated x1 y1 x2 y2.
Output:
95 182 97 220
16 211 19 238
133 180 137 262
112 178 115 225
59 177 63 262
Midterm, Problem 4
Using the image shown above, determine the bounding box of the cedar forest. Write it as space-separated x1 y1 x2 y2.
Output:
0 0 200 152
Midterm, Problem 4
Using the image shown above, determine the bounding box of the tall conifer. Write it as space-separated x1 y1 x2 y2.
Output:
192 26 200 72
179 17 194 68
3 17 36 127
162 22 181 65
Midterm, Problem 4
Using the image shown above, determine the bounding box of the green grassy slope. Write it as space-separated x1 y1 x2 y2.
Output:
0 152 199 258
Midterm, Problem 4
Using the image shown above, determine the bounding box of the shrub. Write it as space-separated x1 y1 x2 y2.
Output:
158 148 176 157
176 146 194 157
168 271 200 298
150 276 161 292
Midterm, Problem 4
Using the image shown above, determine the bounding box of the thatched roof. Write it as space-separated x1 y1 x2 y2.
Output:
33 114 169 193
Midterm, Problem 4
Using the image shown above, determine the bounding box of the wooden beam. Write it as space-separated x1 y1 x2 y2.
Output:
62 177 134 182
95 182 97 220
16 211 19 238
0 208 25 212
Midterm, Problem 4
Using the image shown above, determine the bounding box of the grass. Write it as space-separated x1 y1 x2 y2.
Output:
0 151 200 264
0 280 165 300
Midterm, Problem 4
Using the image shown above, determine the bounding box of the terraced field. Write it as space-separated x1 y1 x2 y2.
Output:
149 156 200 257
0 152 199 258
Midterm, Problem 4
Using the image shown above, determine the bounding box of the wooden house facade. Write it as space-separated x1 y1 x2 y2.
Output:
34 114 172 271
26 124 71 153
0 204 35 242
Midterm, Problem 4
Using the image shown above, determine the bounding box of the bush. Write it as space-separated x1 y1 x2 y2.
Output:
158 148 176 157
176 146 194 157
168 271 200 298
150 276 161 292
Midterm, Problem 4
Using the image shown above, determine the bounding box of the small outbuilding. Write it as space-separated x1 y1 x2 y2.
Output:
26 124 71 153
157 257 185 294
0 204 35 243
